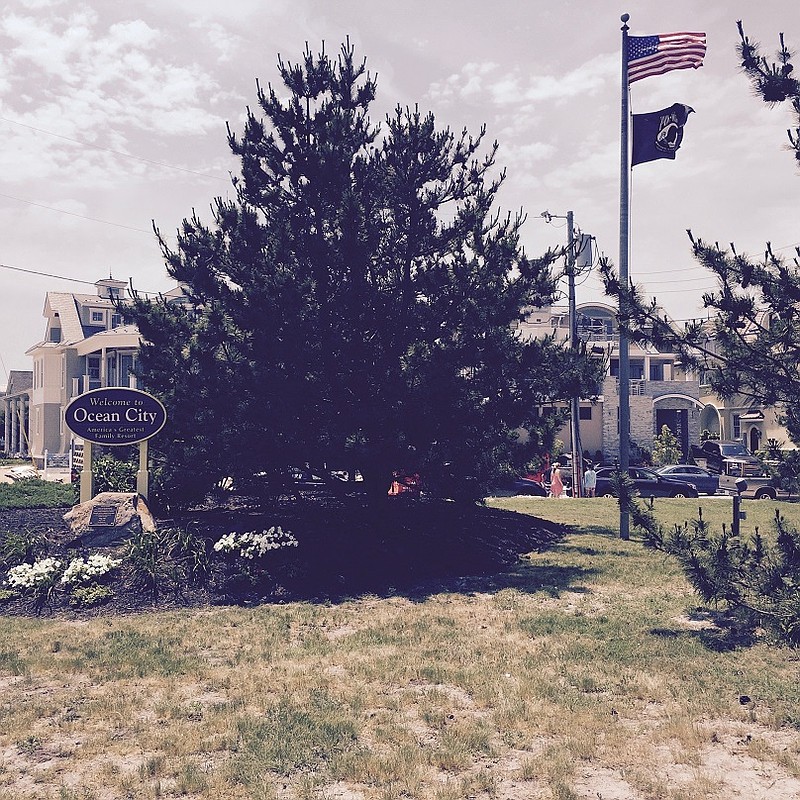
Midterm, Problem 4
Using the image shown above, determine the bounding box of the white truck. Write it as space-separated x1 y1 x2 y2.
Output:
692 440 783 500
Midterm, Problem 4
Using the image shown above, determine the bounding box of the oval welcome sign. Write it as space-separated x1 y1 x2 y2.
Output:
64 387 167 446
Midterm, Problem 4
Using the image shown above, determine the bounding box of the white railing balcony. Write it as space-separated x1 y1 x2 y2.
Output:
614 378 646 395
582 331 618 345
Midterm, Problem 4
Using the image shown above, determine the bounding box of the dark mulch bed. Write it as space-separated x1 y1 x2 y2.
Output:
0 493 567 616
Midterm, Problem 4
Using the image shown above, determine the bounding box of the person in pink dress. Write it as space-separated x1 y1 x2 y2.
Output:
549 462 564 498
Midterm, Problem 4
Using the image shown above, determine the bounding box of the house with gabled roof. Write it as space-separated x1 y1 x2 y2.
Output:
25 277 143 467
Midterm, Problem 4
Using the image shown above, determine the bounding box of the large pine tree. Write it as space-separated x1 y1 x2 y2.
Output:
127 41 602 507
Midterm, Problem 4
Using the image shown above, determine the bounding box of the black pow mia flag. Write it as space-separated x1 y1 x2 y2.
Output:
631 103 694 167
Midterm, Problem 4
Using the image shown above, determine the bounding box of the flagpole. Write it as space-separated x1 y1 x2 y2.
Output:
618 13 631 540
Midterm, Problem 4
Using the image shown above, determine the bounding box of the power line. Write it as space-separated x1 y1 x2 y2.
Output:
0 115 231 183
0 261 163 296
641 284 717 294
0 192 152 234
633 274 719 286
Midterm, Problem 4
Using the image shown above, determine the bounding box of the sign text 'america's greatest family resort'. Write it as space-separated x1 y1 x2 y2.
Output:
64 387 167 446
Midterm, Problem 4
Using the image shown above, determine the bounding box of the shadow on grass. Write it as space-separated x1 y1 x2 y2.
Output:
0 498 591 614
650 609 760 652
175 497 577 605
495 562 597 598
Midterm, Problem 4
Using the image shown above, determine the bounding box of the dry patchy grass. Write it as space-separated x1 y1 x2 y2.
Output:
1 498 800 799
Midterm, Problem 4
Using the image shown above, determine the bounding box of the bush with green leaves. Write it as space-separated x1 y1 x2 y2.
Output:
0 529 48 572
0 479 75 509
92 453 137 494
652 425 682 467
125 526 210 602
69 584 115 608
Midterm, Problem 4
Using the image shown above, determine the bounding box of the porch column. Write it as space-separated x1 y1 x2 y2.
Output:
18 401 27 457
10 399 19 454
3 398 10 456
100 347 107 387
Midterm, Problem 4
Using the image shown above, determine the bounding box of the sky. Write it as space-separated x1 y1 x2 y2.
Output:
0 0 798 382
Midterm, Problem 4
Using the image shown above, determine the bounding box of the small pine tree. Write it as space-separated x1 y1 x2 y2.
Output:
651 425 682 466
629 495 800 644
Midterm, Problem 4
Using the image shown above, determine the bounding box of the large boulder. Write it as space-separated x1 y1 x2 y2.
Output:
63 492 156 547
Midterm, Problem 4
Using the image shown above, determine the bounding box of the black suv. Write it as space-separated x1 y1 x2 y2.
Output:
594 466 699 498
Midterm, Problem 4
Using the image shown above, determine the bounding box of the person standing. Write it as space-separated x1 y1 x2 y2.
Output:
583 463 597 498
549 463 564 498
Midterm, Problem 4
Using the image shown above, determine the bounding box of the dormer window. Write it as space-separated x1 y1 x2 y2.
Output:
91 311 104 323
95 278 127 299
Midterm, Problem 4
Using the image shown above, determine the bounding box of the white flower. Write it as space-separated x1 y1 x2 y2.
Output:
60 554 122 586
213 532 239 553
214 526 298 560
6 558 63 591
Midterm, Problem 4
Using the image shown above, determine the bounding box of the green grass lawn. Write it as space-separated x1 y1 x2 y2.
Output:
486 494 800 537
0 478 74 509
1 496 800 799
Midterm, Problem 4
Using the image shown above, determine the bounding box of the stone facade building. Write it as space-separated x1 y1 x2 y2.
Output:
518 301 702 463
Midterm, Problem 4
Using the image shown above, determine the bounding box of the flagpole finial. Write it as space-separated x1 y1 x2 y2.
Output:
621 13 629 25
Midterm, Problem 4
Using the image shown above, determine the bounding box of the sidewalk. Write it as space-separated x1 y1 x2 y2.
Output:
1 465 71 484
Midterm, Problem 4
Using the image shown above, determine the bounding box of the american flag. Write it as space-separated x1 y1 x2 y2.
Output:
627 32 707 84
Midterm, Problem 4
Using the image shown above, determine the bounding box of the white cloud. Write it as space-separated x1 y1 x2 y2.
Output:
501 141 557 168
542 139 619 188
145 0 295 21
0 2 233 187
427 52 617 107
18 0 66 8
192 19 242 63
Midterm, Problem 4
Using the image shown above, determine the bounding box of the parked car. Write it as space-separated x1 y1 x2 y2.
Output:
511 475 548 496
691 440 763 477
594 466 699 498
656 464 720 495
490 474 548 497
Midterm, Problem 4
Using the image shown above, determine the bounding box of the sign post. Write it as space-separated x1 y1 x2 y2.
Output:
137 438 149 499
80 440 93 504
64 387 167 504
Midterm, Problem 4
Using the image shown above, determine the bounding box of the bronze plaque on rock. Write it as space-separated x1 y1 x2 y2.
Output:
89 505 118 527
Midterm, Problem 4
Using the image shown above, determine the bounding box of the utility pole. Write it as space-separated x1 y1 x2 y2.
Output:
566 211 582 498
543 210 585 498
